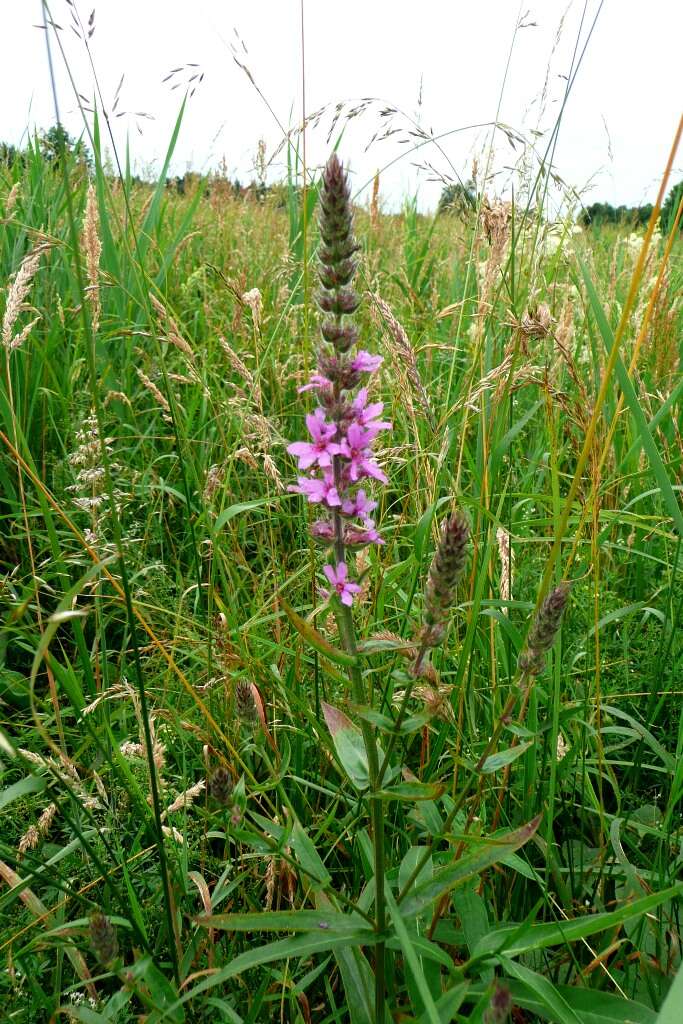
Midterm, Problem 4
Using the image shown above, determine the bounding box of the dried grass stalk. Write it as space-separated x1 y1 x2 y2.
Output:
371 292 435 429
135 367 171 413
82 184 101 333
496 527 514 611
2 243 49 351
150 293 194 359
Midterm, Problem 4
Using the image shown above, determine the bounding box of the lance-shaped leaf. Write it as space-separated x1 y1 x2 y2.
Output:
322 702 376 791
473 881 683 959
377 781 446 802
399 817 540 919
195 908 368 934
282 599 358 667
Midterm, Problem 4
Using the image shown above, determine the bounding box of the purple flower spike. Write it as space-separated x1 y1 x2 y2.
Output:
287 409 340 470
288 153 393 605
323 562 362 606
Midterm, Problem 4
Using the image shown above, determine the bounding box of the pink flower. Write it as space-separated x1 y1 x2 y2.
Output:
345 520 384 546
341 488 377 520
311 520 335 541
350 350 383 374
298 373 333 395
289 471 341 506
351 388 392 438
323 561 362 606
339 423 388 483
287 409 340 470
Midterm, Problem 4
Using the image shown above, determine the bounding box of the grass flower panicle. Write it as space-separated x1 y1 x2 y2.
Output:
287 153 391 605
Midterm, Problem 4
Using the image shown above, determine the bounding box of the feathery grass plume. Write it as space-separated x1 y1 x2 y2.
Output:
518 582 571 678
417 510 470 652
17 825 39 855
82 184 101 333
4 181 20 217
166 780 206 815
208 766 233 806
2 243 49 351
149 293 194 359
135 367 171 414
370 170 380 231
89 912 118 966
372 292 435 429
219 335 256 389
496 527 514 611
479 198 511 311
287 153 390 602
242 287 263 329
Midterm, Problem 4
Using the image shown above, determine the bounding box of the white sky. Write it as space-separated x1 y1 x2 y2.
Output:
1 1 681 212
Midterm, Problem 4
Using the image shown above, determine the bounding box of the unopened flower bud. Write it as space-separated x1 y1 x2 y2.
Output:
485 982 511 1023
89 911 118 965
420 511 470 649
235 680 259 727
208 766 234 806
518 582 570 677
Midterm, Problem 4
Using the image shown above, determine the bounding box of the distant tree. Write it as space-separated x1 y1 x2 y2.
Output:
660 179 683 233
0 142 23 169
579 201 654 229
38 124 92 170
437 179 476 216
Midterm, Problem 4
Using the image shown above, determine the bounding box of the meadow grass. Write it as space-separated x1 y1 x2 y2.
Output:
0 101 682 1024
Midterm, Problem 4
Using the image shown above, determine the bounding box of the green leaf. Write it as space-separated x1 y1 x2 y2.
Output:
124 955 185 1024
290 819 332 890
316 893 377 1024
385 886 441 1024
655 962 683 1024
0 774 45 812
473 882 683 958
400 817 540 918
500 957 582 1024
214 497 279 530
418 983 470 1023
377 781 446 802
282 602 358 668
469 979 656 1024
176 930 378 1009
481 741 533 774
322 702 371 790
196 909 366 934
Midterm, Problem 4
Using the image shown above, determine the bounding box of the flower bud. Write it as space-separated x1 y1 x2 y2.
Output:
518 582 570 677
420 512 470 648
89 911 118 965
208 766 234 806
235 680 259 727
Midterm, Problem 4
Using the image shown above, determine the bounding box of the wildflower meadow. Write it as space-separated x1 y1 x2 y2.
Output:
1 7 682 1022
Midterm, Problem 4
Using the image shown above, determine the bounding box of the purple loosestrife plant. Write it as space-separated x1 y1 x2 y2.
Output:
287 153 390 605
287 153 390 1018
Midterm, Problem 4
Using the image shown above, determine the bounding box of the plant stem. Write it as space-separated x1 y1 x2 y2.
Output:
331 494 386 1022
